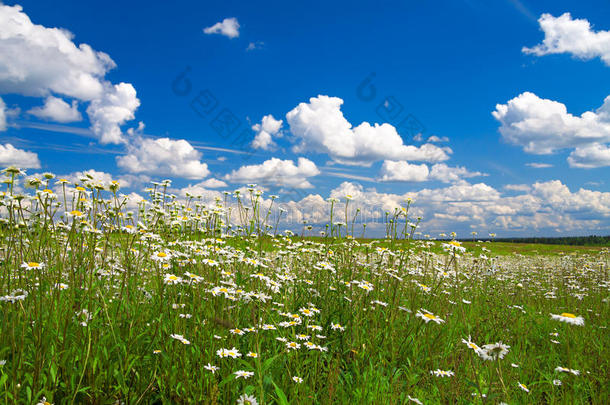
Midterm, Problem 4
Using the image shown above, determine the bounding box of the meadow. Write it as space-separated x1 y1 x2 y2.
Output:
0 167 608 404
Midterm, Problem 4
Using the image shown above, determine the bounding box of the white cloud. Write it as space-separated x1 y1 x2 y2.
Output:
198 178 228 188
246 41 264 51
86 82 140 144
0 97 6 131
567 143 610 168
286 95 450 166
378 161 485 183
117 137 210 179
427 135 449 143
492 92 610 154
0 4 139 144
252 114 283 150
0 143 40 168
526 162 553 168
428 163 486 183
60 169 149 190
203 17 240 39
225 157 320 188
28 96 82 123
379 160 429 182
523 13 610 66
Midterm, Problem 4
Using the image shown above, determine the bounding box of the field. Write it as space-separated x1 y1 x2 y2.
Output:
1 171 609 404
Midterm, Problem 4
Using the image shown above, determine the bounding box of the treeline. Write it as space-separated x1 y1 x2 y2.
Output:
466 235 610 246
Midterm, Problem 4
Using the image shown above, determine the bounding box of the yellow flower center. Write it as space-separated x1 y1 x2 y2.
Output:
76 186 86 192
424 313 436 319
70 210 83 216
561 313 576 318
28 262 40 267
157 252 167 258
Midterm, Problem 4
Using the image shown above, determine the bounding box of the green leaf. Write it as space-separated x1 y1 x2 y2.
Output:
271 380 290 405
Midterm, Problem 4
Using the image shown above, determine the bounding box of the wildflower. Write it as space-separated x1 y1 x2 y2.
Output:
230 328 245 336
152 251 171 262
555 366 580 375
36 397 53 405
153 350 162 354
246 352 258 358
331 323 345 331
462 336 481 352
55 283 69 290
234 370 254 379
67 210 85 218
21 261 45 270
550 313 584 326
430 369 454 377
237 393 258 405
217 347 241 358
164 274 182 285
416 309 445 324
170 334 190 345
261 324 276 330
292 376 303 383
296 334 310 341
553 379 562 386
481 342 510 360
518 382 529 393
204 363 219 373
408 395 423 405
286 341 301 350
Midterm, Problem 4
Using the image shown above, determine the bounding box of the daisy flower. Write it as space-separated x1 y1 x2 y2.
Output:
331 323 345 331
21 261 45 270
246 352 258 358
518 382 529 393
292 376 303 383
217 347 241 358
234 370 254 379
555 366 580 375
237 393 258 405
164 274 182 285
204 363 219 373
481 342 510 360
152 251 171 262
553 379 562 386
170 334 190 345
550 313 584 326
286 341 301 350
430 369 454 377
416 309 445 324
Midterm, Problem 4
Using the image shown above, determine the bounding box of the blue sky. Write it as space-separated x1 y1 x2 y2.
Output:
1 0 610 237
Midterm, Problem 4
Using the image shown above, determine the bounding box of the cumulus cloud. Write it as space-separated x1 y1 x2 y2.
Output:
286 95 450 166
28 96 82 123
197 178 228 188
203 17 240 38
252 114 283 150
0 143 40 168
86 83 140 144
492 92 610 155
225 157 320 188
0 4 139 144
523 13 610 66
567 143 610 168
379 161 485 183
117 137 210 179
379 160 429 182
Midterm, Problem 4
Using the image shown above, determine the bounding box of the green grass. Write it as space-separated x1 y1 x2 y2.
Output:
1 174 609 404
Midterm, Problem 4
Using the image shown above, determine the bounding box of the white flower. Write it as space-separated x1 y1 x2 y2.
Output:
292 376 303 383
234 370 254 379
204 363 219 373
518 382 529 393
237 393 258 405
416 309 445 324
550 313 584 326
170 333 190 345
430 369 454 377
